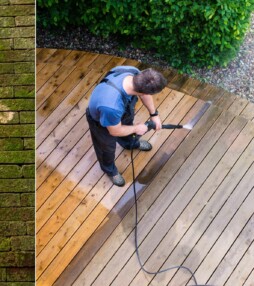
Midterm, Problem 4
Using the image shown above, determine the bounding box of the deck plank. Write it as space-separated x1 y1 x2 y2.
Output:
36 66 90 126
61 50 87 67
45 49 72 65
36 69 103 146
36 48 57 63
241 101 254 121
36 64 77 109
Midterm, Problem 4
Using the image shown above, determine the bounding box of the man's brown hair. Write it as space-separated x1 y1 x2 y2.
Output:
133 68 167 94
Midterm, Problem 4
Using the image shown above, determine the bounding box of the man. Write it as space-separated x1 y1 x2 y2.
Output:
86 66 167 186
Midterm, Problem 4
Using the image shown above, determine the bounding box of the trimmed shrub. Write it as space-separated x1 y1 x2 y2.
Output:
37 0 254 69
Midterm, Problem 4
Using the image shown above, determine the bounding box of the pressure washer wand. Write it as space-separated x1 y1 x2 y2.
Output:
134 120 184 141
145 120 183 131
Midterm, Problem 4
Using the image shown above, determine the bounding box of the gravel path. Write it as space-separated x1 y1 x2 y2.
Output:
37 14 254 102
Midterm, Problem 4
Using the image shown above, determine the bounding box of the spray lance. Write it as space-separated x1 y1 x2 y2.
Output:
143 100 212 133
131 101 213 286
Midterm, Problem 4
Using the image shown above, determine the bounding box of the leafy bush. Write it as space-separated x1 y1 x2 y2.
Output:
37 0 254 69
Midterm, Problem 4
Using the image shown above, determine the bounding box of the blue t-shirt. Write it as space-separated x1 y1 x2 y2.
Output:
88 66 140 127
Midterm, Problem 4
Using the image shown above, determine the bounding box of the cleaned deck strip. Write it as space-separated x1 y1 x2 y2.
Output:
36 49 254 286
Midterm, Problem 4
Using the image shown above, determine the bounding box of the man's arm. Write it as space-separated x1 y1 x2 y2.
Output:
139 94 162 130
107 122 148 137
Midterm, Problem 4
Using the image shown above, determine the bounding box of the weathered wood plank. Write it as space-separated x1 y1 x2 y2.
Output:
134 120 254 286
36 63 61 92
36 69 103 146
36 66 90 126
36 119 89 189
36 62 46 74
56 102 223 286
45 49 72 65
36 48 57 63
61 50 87 67
240 101 254 121
223 203 254 286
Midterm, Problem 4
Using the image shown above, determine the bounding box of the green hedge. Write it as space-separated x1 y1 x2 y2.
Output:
37 0 254 69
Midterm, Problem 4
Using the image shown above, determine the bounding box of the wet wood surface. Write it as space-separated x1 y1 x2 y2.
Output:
36 49 254 286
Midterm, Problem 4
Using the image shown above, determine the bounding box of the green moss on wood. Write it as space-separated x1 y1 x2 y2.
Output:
0 74 35 86
0 27 35 39
0 267 6 282
14 62 35 74
0 165 22 178
14 86 34 98
20 111 34 123
20 193 34 207
0 179 34 192
23 138 34 150
0 99 34 111
0 125 34 137
0 138 23 151
0 151 35 164
0 87 13 98
0 5 35 17
0 194 20 207
0 222 27 236
0 50 34 62
0 17 15 27
15 15 35 26
0 39 12 50
0 237 11 251
21 165 34 178
6 267 35 282
0 63 14 74
0 207 34 221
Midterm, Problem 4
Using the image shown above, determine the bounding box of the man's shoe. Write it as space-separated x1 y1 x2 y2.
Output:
138 140 152 151
110 173 125 187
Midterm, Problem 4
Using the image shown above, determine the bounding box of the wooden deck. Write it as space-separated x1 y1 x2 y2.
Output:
36 48 254 286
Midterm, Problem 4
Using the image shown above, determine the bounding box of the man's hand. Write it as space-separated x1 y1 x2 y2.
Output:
134 123 148 135
151 115 162 130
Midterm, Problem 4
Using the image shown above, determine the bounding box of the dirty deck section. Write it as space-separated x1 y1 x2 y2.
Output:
36 49 254 286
